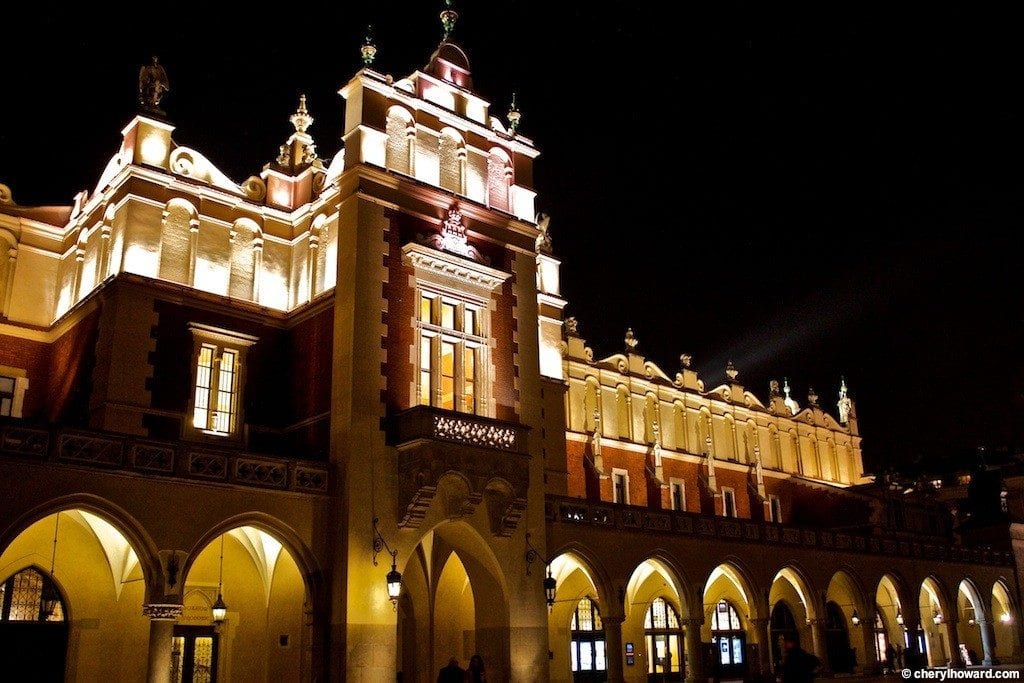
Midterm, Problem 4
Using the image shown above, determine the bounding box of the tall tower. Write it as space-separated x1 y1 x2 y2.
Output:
334 11 552 680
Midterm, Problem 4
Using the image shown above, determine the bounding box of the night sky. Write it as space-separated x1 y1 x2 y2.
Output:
1 3 1020 471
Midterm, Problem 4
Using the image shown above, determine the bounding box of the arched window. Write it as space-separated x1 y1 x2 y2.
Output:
0 567 66 622
711 599 746 676
438 129 465 194
385 107 414 174
486 148 512 211
570 597 606 681
645 597 683 679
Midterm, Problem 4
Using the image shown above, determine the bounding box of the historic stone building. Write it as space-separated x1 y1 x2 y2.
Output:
0 10 1019 682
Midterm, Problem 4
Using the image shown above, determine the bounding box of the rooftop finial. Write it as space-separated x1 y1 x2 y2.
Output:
361 25 378 67
507 92 522 134
440 0 459 40
839 376 848 401
290 95 313 134
783 377 800 415
680 353 693 369
769 379 781 396
726 361 739 382
624 328 638 353
807 386 819 407
138 56 170 115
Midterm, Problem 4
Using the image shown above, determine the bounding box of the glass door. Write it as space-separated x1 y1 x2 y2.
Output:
172 626 218 683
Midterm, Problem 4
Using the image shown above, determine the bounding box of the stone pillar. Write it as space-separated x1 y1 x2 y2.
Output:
143 603 182 683
903 618 922 670
945 619 964 667
682 618 705 683
808 618 830 674
604 615 625 683
979 618 997 665
750 617 772 675
857 621 879 673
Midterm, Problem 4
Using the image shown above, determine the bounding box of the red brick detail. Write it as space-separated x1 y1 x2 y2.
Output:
382 212 416 411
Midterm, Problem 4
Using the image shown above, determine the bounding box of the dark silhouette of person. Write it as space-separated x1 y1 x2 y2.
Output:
437 657 464 683
885 643 897 673
465 653 486 683
895 644 904 670
780 635 818 683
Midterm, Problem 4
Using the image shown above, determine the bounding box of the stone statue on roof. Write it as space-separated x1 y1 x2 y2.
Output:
139 56 170 114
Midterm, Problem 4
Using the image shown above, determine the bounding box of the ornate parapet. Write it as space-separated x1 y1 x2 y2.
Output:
0 419 329 494
544 495 1015 567
386 406 529 534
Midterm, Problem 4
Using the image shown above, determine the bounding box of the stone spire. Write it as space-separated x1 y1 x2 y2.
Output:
837 377 856 428
274 95 322 173
507 92 522 134
361 25 378 67
783 378 800 415
440 0 459 40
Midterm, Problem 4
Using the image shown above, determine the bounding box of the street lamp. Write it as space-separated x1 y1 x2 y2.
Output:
212 534 228 627
372 517 402 607
851 609 861 626
932 609 943 625
896 609 904 626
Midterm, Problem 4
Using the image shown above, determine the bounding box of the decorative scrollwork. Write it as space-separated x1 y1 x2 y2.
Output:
142 603 183 620
241 176 267 201
169 148 196 176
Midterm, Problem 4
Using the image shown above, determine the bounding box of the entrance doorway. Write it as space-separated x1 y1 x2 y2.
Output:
825 601 854 672
645 597 683 681
172 625 219 683
0 567 69 683
711 599 746 680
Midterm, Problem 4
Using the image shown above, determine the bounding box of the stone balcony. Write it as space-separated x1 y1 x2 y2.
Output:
0 419 330 494
545 495 1014 567
385 405 530 534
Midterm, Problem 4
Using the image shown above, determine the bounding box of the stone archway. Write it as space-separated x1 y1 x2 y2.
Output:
623 557 693 682
826 569 871 672
703 562 759 680
0 505 157 680
397 520 511 683
182 521 317 682
545 550 610 683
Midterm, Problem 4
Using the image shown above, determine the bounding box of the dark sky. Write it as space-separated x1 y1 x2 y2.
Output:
1 3 1021 471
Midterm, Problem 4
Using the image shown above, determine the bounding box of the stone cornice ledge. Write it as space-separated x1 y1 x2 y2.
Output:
402 242 511 291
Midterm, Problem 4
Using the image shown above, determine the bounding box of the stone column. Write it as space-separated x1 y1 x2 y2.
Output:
808 618 830 674
750 617 772 675
945 619 964 667
603 614 625 683
979 618 997 665
143 603 182 683
857 621 879 673
682 618 705 683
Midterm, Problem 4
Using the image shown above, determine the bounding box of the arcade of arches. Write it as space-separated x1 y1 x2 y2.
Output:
0 506 314 682
543 551 1021 682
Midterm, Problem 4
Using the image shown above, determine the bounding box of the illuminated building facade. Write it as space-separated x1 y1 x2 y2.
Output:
0 13 1020 682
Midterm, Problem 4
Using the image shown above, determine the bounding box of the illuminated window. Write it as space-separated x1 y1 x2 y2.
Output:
187 325 257 438
722 488 737 518
670 480 685 511
416 290 486 414
570 597 606 674
645 598 682 676
0 567 65 622
711 600 745 669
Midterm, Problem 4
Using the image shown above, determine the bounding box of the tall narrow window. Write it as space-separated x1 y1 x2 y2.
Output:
613 469 629 505
188 325 256 439
769 495 783 523
722 488 737 518
416 290 486 415
645 598 683 678
0 375 14 417
671 480 685 511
